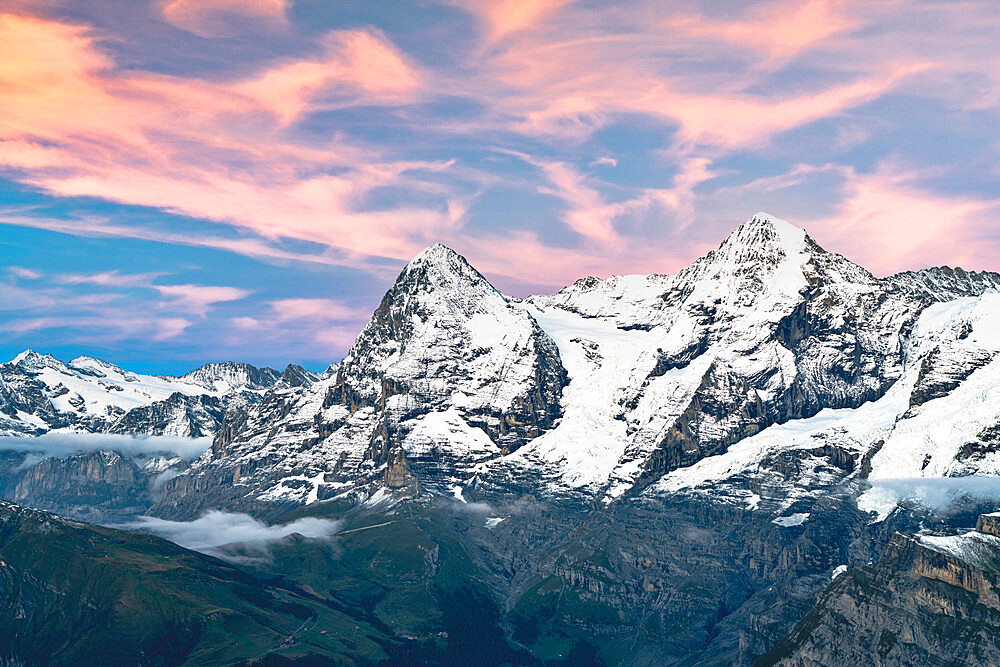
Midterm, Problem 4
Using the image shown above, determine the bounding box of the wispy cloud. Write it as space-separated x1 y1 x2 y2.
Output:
153 284 252 315
160 0 289 37
58 270 164 288
230 298 367 356
806 161 1000 275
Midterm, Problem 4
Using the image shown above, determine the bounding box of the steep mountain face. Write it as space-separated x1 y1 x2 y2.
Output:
156 245 568 516
760 513 1000 666
484 214 998 502
0 450 185 522
332 244 567 455
650 289 1000 527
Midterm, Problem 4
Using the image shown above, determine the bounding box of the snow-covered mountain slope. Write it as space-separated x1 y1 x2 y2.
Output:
0 351 296 437
481 213 957 500
172 361 288 393
151 213 1000 521
158 245 568 513
645 290 1000 523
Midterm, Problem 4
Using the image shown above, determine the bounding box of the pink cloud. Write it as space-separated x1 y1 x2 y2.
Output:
0 212 400 280
488 26 929 148
236 29 422 125
666 0 859 64
9 267 41 280
228 298 366 357
804 162 1000 275
457 0 575 42
58 270 163 288
0 12 447 264
460 229 710 294
267 298 366 322
161 0 288 37
0 314 193 341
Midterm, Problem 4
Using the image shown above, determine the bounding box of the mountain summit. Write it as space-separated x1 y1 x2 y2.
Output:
715 211 808 258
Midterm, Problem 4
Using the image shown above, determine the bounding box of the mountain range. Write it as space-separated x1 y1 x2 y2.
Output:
2 212 1000 664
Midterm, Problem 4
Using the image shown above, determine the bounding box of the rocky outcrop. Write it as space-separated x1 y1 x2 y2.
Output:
760 515 1000 666
107 392 225 437
0 451 186 521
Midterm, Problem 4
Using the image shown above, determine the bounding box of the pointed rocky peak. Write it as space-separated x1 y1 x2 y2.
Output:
684 211 877 295
672 213 819 303
7 349 35 365
714 212 810 262
395 243 500 300
279 363 319 388
349 243 514 357
6 349 66 372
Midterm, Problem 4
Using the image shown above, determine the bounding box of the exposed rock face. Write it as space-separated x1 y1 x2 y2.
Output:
107 392 224 437
332 244 567 454
760 515 1000 666
0 450 186 521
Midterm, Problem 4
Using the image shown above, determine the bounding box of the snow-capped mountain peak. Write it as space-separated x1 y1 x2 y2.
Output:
174 361 281 392
716 212 807 257
396 243 501 303
6 349 65 372
0 352 294 439
67 355 131 379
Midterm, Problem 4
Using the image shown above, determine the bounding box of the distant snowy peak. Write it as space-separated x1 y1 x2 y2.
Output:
0 351 309 439
66 355 134 380
888 265 1000 302
174 361 281 392
5 349 67 373
279 364 320 388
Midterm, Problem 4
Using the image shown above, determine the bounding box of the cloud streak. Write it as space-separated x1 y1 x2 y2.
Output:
122 510 342 550
0 432 212 461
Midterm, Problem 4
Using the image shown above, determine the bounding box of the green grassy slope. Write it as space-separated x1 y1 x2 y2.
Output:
0 499 394 666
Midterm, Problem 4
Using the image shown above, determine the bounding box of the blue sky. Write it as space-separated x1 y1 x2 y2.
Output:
1 1 999 373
